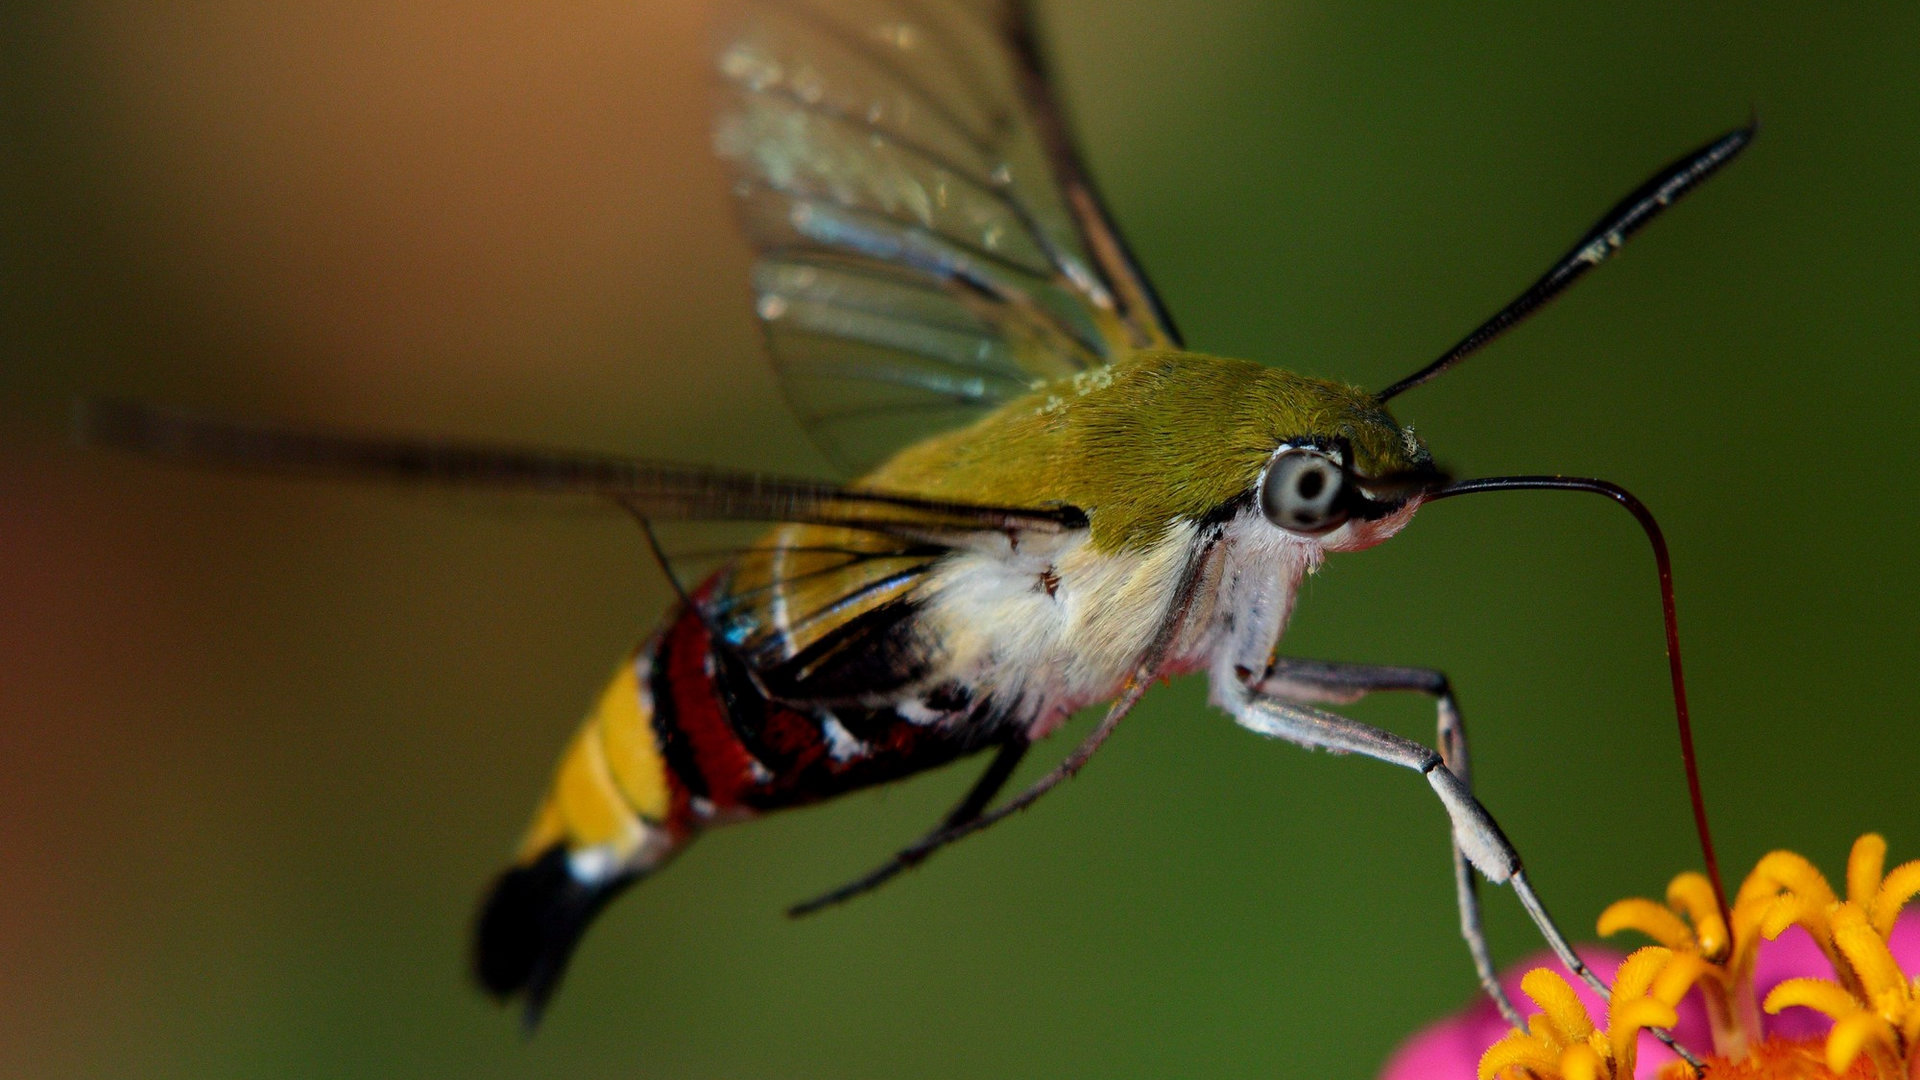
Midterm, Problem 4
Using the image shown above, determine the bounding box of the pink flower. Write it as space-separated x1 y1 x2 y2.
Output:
1380 835 1920 1080
1379 947 1709 1080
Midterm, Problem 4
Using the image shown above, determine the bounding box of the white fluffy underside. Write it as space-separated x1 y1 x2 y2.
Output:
911 505 1416 739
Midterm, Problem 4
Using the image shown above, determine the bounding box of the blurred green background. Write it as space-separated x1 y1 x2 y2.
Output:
3 2 1918 1077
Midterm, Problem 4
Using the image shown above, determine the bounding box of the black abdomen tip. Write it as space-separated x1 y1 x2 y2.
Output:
473 846 633 1031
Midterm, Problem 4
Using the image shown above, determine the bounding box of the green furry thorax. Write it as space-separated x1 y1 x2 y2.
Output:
859 351 1427 551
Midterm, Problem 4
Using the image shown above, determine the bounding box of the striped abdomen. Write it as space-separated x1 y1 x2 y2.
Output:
474 587 989 1025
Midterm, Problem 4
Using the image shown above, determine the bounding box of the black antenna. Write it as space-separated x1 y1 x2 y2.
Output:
1378 124 1755 403
1426 475 1728 922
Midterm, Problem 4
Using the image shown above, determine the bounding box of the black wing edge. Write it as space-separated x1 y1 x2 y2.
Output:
1001 0 1182 350
74 397 1086 539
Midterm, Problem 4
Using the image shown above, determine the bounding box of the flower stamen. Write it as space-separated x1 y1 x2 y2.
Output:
1479 947 1709 1080
1472 834 1920 1080
1730 835 1920 1080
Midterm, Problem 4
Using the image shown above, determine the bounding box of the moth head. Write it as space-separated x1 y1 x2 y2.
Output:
1249 382 1445 549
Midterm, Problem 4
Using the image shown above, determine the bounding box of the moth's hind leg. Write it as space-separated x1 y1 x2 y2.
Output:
1254 659 1520 1027
788 737 1029 917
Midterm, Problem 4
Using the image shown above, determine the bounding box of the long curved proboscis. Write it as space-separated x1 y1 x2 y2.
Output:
1378 124 1755 403
1426 475 1727 920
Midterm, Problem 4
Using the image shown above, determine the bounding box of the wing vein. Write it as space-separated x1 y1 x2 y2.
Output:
734 77 1092 297
761 0 1000 157
753 184 1108 357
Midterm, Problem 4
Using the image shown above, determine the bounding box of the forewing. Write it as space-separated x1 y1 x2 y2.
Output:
81 399 1081 541
716 0 1179 471
84 400 1082 702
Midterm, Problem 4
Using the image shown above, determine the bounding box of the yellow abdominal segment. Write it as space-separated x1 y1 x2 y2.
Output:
513 654 669 863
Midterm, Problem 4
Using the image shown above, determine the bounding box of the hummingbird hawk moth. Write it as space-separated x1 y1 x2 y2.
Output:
85 0 1749 1034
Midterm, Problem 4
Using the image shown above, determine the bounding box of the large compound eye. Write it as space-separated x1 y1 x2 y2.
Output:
1261 448 1349 535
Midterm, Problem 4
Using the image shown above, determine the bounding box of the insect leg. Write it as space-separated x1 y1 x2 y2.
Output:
1223 684 1611 1002
1254 659 1520 1028
787 738 1030 917
788 661 1158 916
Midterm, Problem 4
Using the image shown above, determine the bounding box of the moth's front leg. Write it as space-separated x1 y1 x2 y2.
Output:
1220 679 1609 1010
1246 659 1517 1025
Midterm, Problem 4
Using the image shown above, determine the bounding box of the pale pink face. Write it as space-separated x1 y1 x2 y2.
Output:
1314 498 1424 555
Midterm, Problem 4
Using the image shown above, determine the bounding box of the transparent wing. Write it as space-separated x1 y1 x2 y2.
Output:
716 0 1179 471
84 398 1086 702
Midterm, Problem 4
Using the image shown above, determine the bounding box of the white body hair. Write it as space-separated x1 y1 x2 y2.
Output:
913 502 1422 739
